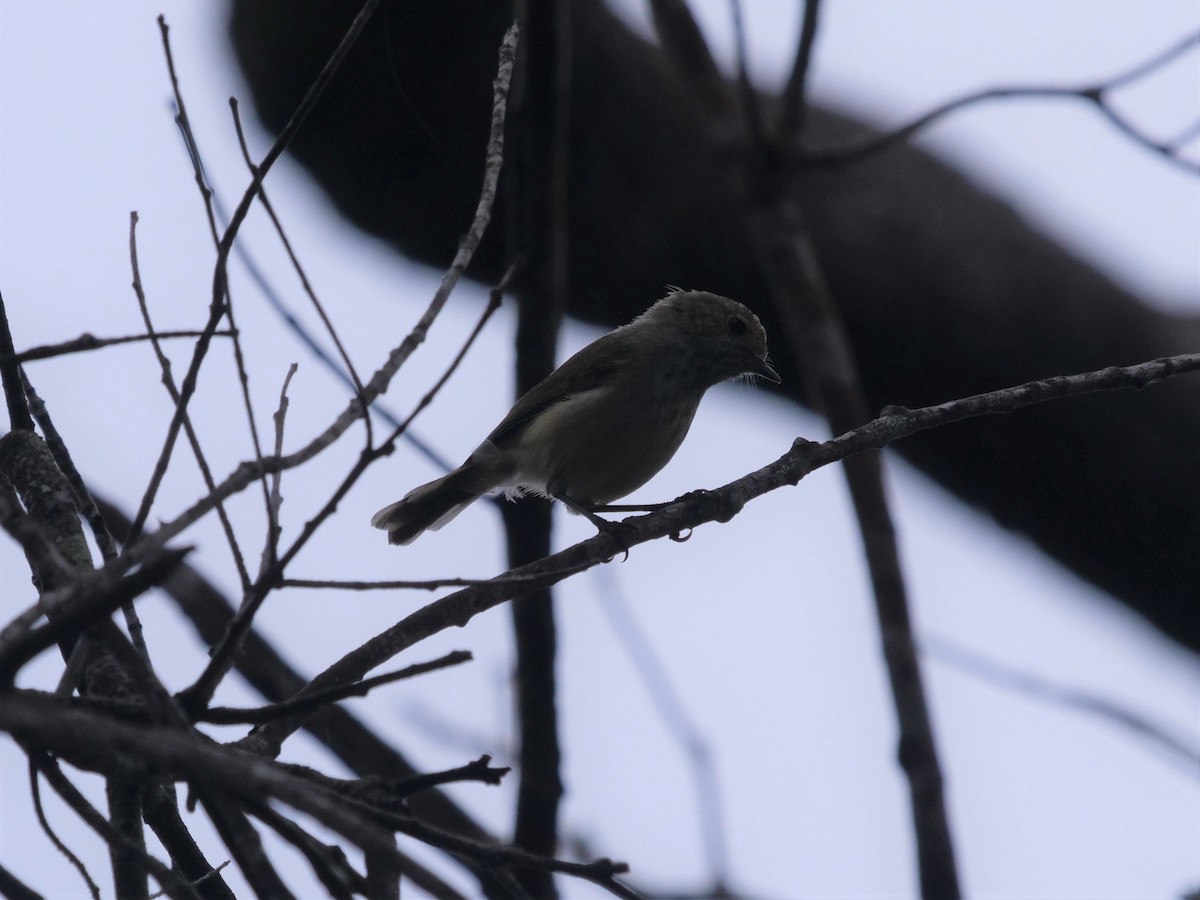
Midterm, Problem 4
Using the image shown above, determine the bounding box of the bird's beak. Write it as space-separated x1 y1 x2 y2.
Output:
753 358 781 383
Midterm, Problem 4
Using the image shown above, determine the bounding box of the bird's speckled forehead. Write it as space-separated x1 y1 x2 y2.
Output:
648 289 761 324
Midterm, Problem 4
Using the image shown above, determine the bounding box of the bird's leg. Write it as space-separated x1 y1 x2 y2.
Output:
555 494 630 561
592 499 691 542
589 500 673 513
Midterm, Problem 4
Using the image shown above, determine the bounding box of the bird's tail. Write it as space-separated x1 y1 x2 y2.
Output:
370 462 494 546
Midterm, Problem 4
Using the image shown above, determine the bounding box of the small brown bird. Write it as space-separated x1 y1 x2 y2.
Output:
372 289 778 545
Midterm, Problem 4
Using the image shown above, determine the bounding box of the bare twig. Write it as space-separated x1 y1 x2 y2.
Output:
124 22 518 575
199 650 472 725
258 364 297 576
28 758 102 900
247 802 364 900
128 211 252 591
126 0 384 548
2 330 233 366
196 791 292 899
31 753 201 900
278 562 594 591
384 754 511 797
159 25 280 576
94 495 504 885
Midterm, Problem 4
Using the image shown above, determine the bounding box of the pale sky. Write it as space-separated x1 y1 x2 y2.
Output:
1 3 1198 897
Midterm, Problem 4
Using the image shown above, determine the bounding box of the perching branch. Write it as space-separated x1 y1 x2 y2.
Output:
240 352 1200 759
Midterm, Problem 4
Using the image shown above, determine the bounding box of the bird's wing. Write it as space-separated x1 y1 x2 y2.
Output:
486 331 629 447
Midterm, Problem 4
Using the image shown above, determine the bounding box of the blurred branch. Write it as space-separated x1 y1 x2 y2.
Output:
926 637 1200 776
229 97 373 449
661 3 959 893
504 1 572 888
30 753 201 900
777 0 822 138
594 566 731 891
226 0 1200 657
794 28 1200 172
247 802 364 900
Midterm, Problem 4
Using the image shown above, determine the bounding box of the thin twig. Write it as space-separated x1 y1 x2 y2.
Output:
229 97 373 451
93 494 503 877
31 753 202 900
777 0 822 138
128 211 252 590
2 330 233 365
382 754 511 797
160 19 268 485
126 0 385 548
258 364 297 577
28 758 102 900
594 567 730 888
245 801 364 900
199 650 472 725
717 7 959 891
0 547 191 687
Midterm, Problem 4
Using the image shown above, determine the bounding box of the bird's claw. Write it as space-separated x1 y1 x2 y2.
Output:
592 517 631 562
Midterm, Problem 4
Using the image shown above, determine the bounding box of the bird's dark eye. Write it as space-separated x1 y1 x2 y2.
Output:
727 316 747 336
